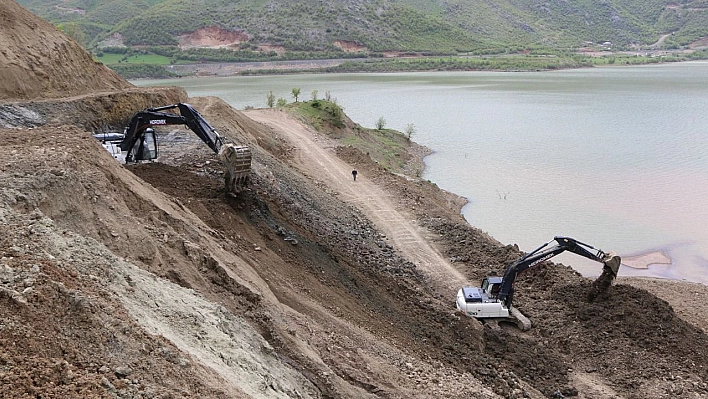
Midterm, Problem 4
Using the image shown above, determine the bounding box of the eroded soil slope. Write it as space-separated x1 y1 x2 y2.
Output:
0 0 131 101
0 111 503 398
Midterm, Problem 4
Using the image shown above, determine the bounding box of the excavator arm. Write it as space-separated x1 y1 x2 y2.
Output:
117 103 251 194
498 236 621 308
120 103 225 161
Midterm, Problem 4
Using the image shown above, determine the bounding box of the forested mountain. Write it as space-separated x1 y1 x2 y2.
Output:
16 0 708 53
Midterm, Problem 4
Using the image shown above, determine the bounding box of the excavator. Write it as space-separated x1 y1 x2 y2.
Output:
94 103 251 194
456 236 621 330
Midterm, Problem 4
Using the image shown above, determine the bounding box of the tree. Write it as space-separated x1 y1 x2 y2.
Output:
292 88 301 102
311 89 318 101
267 91 275 108
375 116 386 130
277 98 287 107
404 123 416 141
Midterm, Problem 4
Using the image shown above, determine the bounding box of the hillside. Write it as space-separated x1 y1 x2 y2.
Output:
4 1 708 398
0 0 130 101
16 0 708 54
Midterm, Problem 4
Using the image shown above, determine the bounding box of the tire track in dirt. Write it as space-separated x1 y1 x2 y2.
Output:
247 109 466 294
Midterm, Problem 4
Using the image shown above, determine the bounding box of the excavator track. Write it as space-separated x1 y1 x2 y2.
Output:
509 306 532 331
480 308 531 331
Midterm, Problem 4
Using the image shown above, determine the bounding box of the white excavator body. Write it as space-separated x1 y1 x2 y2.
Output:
456 282 510 318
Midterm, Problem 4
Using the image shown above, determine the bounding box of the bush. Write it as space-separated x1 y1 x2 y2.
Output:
108 64 177 79
376 116 386 130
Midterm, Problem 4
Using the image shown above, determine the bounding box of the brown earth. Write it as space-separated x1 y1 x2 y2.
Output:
3 2 708 398
333 40 368 53
0 0 131 101
178 26 251 49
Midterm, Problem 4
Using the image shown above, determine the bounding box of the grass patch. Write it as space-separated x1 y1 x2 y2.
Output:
340 128 411 172
287 100 412 173
288 100 347 132
95 53 176 65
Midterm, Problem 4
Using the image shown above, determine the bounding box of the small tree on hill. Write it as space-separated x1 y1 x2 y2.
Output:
292 88 301 102
375 116 386 130
404 123 416 141
267 91 275 108
311 89 318 101
277 98 287 107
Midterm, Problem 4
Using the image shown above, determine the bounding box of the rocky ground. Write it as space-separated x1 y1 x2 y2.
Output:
3 1 708 397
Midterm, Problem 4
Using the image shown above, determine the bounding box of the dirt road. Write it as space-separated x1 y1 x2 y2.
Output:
247 109 466 293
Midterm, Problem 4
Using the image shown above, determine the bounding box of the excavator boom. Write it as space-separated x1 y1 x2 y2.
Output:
498 236 619 308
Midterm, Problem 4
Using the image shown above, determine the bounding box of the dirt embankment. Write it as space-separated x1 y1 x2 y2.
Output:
252 108 708 398
0 1 131 102
0 87 187 130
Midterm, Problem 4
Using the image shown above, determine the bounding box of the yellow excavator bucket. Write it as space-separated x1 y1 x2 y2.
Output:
219 144 252 194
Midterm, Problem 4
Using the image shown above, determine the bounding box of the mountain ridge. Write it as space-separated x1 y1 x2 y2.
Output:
17 0 708 54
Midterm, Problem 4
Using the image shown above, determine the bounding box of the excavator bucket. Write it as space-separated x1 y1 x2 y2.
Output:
219 144 252 195
587 252 621 302
602 252 621 277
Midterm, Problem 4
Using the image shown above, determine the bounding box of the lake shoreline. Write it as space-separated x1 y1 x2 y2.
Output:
134 63 708 285
131 54 708 80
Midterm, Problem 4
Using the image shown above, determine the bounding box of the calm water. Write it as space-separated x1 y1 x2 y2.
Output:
135 61 708 283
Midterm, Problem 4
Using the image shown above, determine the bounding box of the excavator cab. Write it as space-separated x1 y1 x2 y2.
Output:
481 277 503 298
128 128 158 162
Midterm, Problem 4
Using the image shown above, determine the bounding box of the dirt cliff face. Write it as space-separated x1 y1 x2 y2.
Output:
0 0 131 102
178 26 250 48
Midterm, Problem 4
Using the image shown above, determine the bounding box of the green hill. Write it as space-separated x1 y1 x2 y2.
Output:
16 0 708 53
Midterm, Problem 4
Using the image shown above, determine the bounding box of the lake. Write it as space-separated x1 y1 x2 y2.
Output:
134 61 708 283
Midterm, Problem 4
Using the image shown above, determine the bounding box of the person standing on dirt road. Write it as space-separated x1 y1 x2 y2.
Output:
352 170 358 181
